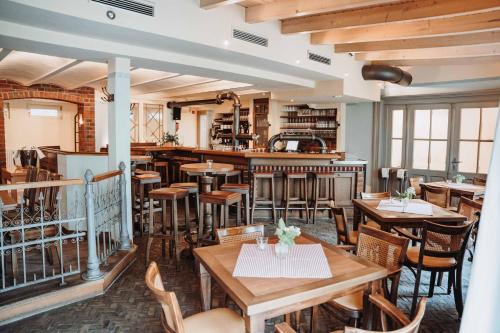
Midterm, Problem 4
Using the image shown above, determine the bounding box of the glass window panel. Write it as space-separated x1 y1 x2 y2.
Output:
429 141 447 171
478 142 493 174
458 141 478 173
413 140 429 169
414 109 430 139
460 108 480 140
392 109 404 138
144 104 163 142
431 109 448 139
391 139 402 168
480 107 499 140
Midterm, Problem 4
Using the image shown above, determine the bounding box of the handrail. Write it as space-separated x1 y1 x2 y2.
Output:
92 170 122 183
0 179 84 191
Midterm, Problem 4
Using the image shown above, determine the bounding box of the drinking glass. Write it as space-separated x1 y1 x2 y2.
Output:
207 160 213 169
256 236 268 250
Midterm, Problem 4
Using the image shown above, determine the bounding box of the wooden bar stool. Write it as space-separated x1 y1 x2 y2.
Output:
169 182 200 225
152 160 169 187
198 191 242 244
146 187 189 270
251 172 277 224
284 172 309 224
220 183 250 225
132 173 161 236
312 172 335 224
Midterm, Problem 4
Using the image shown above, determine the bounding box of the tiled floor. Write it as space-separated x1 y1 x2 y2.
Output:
2 219 466 333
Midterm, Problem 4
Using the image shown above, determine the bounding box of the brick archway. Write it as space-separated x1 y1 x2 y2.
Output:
0 80 95 167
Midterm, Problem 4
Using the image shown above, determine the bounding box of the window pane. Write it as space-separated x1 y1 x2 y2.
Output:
480 107 499 140
392 109 404 138
391 139 402 168
413 140 429 169
431 109 448 139
460 108 480 140
458 141 478 173
429 141 447 171
478 142 493 174
414 109 430 139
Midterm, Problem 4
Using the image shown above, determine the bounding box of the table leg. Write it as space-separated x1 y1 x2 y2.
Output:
199 262 211 311
245 314 266 333
353 205 362 231
362 279 382 330
200 175 213 237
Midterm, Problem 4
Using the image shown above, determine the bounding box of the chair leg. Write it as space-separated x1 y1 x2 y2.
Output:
198 204 205 247
310 305 319 333
437 272 444 287
195 192 200 223
185 195 190 226
447 270 454 295
162 200 167 257
313 178 319 225
146 198 154 268
271 176 276 224
429 271 436 298
454 267 464 317
172 199 180 271
139 184 144 236
251 182 257 224
304 178 309 224
225 204 230 229
284 177 290 223
236 201 241 226
411 267 423 317
245 193 250 225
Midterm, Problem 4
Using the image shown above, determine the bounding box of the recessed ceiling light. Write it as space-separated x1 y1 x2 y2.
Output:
106 10 116 20
295 60 301 64
223 40 230 47
344 73 349 77
290 99 294 102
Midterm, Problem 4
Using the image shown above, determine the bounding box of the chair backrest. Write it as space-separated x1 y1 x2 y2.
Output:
23 165 38 200
421 185 449 208
360 192 391 200
420 220 475 260
331 207 350 245
356 225 409 275
216 224 264 245
457 197 482 223
145 262 185 333
409 176 424 196
472 176 486 186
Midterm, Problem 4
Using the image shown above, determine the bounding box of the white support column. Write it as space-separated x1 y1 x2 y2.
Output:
107 57 132 240
460 106 500 332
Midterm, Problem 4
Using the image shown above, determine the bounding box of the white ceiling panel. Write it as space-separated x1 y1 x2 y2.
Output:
130 68 178 86
164 80 252 98
131 75 216 95
46 61 108 89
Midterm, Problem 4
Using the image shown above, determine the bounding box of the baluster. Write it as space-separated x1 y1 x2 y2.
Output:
118 162 131 251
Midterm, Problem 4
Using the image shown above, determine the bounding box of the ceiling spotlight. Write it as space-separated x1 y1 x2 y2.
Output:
295 60 301 64
290 99 294 102
344 72 349 77
223 40 230 47
106 10 116 20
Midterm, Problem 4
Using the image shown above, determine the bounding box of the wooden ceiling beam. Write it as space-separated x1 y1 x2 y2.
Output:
283 0 500 34
311 10 500 44
200 0 245 9
26 60 82 86
372 55 500 67
246 0 403 23
335 31 500 53
356 44 500 61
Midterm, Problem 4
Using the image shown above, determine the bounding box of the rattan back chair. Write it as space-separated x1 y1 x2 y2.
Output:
472 176 486 186
406 220 475 317
331 207 358 246
421 185 450 208
457 196 482 261
409 176 424 196
216 224 264 245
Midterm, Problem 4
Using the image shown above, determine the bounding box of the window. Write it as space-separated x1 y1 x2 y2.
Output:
130 103 139 142
390 109 404 168
29 104 60 118
458 106 498 174
144 104 163 142
412 108 449 171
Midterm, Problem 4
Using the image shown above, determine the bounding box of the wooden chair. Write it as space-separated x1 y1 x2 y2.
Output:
409 177 424 196
276 294 427 333
313 225 409 329
472 176 486 186
360 192 391 229
331 206 358 246
216 224 264 245
456 197 482 261
145 261 245 333
421 185 450 209
404 220 475 317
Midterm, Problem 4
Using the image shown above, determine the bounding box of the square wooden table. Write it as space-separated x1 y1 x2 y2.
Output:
420 181 485 200
193 234 387 333
353 199 467 232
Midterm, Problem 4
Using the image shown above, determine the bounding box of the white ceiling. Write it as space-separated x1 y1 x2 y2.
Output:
0 49 254 100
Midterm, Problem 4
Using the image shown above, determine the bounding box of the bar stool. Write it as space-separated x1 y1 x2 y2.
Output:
284 171 309 224
132 173 161 236
146 187 188 270
152 160 169 187
198 191 242 243
220 183 250 225
251 172 277 224
312 172 335 224
169 182 200 224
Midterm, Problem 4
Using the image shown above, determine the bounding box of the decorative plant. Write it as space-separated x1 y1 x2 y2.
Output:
274 218 301 247
159 132 179 146
396 187 416 200
453 174 466 183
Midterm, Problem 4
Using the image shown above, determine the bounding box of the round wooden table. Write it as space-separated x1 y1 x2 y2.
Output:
180 163 234 239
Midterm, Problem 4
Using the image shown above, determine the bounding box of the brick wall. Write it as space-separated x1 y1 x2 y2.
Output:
0 80 95 167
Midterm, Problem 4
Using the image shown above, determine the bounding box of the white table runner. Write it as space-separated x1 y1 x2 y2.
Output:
233 244 332 279
376 199 433 216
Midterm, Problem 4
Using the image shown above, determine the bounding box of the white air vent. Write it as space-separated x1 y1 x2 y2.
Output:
308 51 331 65
232 29 268 47
91 0 154 16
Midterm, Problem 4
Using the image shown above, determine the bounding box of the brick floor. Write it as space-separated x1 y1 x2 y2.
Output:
2 219 466 333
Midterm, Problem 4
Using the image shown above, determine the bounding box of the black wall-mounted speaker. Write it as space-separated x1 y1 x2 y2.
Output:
173 106 181 120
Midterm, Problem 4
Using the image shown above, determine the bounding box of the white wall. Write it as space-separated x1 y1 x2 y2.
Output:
94 89 108 151
177 108 198 147
4 99 76 152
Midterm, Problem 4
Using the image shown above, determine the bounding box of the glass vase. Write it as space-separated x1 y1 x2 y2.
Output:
275 241 290 259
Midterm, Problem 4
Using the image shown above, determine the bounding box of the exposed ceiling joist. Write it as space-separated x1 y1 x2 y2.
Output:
246 0 403 23
0 48 13 63
163 80 252 98
131 74 180 87
357 44 500 61
373 55 500 66
311 10 500 44
200 0 245 9
335 31 500 53
26 59 82 86
283 0 500 34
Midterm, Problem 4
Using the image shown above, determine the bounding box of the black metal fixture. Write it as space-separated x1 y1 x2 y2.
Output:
106 10 116 20
362 64 412 86
101 86 114 102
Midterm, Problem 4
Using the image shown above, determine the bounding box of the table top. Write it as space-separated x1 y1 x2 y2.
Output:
180 162 234 174
353 198 467 224
131 155 152 162
1 167 28 176
193 234 387 316
0 190 17 209
421 181 485 196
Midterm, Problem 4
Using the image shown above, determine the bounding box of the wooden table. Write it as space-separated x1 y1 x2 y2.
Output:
1 167 27 202
0 190 18 211
180 163 234 238
420 181 485 200
353 199 467 232
131 155 152 164
193 234 387 333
